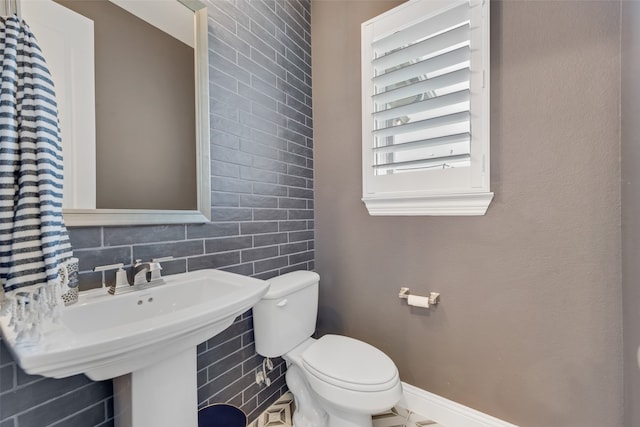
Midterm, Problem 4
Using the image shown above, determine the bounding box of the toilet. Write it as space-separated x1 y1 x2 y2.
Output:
253 271 402 427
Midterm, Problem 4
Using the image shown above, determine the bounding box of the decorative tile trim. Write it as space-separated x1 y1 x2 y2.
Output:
248 392 295 427
373 406 442 427
372 407 412 427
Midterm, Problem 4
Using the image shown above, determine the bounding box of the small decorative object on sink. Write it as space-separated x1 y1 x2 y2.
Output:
61 257 80 306
0 268 270 427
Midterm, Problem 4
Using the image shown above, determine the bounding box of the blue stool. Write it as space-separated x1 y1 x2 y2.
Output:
198 404 247 427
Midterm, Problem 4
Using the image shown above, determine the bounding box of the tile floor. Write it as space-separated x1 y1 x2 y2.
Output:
248 392 446 427
248 393 294 427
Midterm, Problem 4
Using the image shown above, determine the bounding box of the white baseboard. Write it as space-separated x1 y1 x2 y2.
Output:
399 382 519 427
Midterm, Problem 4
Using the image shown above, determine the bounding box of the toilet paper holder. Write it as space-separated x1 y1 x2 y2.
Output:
398 287 440 305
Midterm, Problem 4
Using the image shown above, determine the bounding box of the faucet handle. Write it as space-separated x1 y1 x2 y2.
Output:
94 263 129 293
94 263 124 272
150 256 173 280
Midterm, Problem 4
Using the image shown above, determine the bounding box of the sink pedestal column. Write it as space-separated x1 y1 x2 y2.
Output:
113 347 198 427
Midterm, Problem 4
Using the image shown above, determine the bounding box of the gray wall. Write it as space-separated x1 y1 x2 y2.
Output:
313 1 622 426
0 0 312 425
621 2 640 426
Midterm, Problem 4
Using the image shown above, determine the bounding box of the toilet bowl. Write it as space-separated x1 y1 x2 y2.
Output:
253 271 402 427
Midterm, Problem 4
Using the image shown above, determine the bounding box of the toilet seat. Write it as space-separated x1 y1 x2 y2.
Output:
302 335 399 392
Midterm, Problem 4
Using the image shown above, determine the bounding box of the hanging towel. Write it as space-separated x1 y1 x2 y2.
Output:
0 15 73 343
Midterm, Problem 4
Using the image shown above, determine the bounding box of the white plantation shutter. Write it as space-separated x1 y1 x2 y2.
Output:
361 0 493 216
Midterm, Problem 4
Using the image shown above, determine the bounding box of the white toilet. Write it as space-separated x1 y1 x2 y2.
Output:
253 271 402 427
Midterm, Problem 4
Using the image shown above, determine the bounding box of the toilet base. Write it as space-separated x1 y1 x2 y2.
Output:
286 364 375 427
286 364 328 427
325 407 372 427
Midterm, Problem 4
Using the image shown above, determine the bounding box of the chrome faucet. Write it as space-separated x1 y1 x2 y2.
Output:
132 259 159 285
132 257 172 286
92 258 172 295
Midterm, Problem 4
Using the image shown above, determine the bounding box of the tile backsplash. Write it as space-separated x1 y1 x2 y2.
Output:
0 0 312 425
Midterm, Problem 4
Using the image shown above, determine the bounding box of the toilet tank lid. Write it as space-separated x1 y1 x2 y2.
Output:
263 270 319 299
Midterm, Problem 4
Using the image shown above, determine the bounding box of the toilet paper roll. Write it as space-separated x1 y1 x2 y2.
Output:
407 295 430 308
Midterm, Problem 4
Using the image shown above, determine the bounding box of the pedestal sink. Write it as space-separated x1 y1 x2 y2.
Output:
0 269 270 427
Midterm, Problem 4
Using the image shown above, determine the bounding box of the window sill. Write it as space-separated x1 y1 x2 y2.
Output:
362 192 494 216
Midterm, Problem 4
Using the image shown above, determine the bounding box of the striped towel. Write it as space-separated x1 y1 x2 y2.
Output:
0 15 73 342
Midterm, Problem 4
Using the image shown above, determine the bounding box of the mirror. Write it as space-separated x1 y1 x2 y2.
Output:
20 0 210 226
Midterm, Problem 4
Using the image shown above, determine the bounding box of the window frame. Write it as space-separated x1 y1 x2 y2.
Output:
361 0 492 216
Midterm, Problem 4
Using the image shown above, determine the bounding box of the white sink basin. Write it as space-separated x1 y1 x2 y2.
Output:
0 269 269 380
0 269 270 427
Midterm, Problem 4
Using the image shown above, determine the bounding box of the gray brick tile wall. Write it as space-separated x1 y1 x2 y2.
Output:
103 225 186 247
0 0 312 425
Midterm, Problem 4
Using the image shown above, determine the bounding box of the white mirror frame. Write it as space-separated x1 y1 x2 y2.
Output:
53 0 211 226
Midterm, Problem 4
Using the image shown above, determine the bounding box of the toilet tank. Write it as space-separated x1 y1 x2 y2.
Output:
253 270 320 358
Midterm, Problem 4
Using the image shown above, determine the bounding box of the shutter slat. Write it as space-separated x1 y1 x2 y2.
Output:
373 89 469 127
372 23 469 73
373 111 469 139
374 134 469 171
372 0 469 55
373 154 471 173
373 46 470 90
372 68 469 106
373 132 470 153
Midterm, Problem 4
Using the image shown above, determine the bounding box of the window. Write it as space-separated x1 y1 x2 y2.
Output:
361 0 492 216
